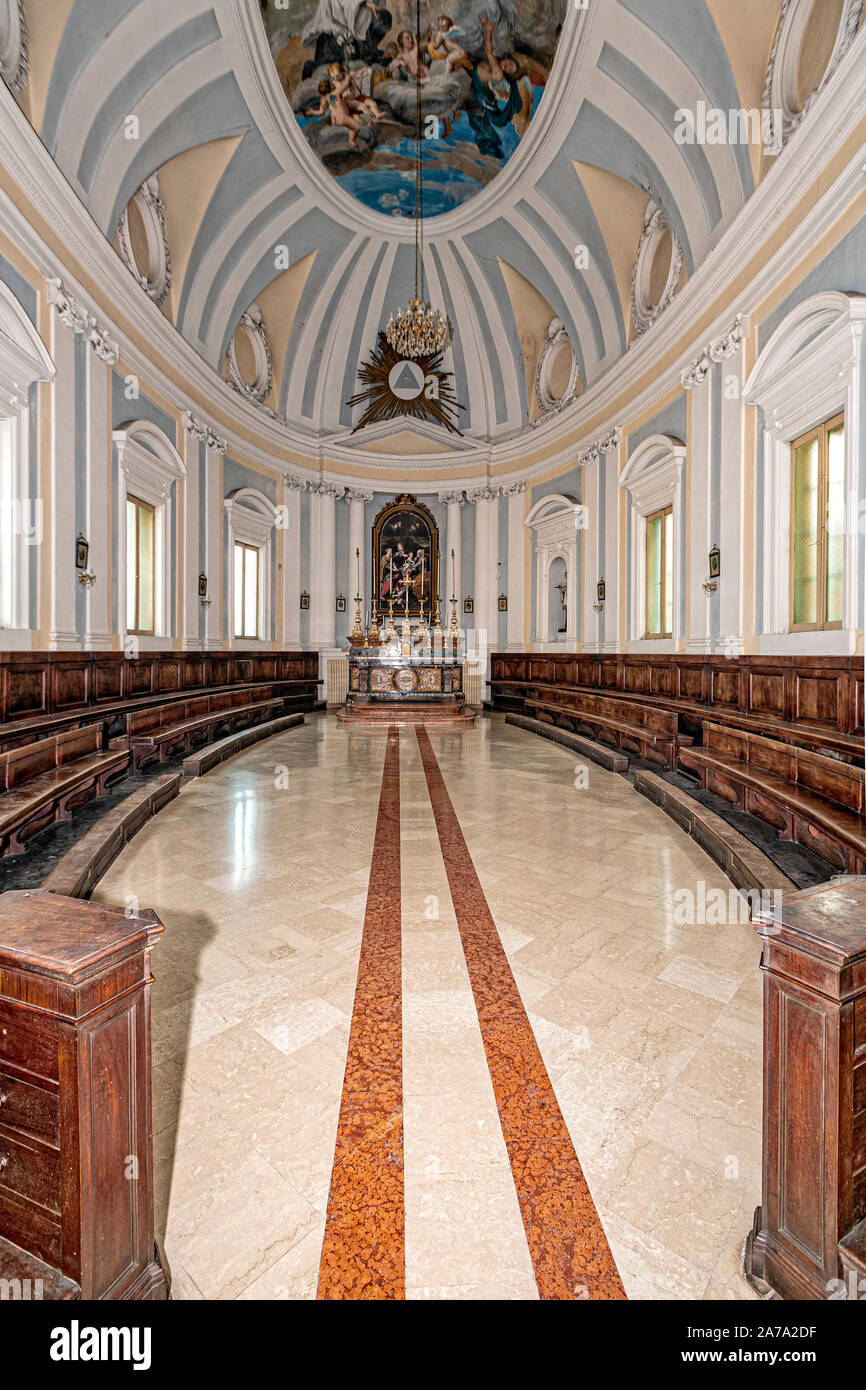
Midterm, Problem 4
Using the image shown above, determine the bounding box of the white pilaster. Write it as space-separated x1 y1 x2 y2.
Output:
581 460 601 652
310 481 339 652
346 487 372 621
48 304 79 648
181 424 201 650
504 482 525 649
600 450 620 651
469 486 498 685
715 336 746 655
83 350 113 649
201 428 226 649
280 473 303 648
438 489 464 614
684 371 713 654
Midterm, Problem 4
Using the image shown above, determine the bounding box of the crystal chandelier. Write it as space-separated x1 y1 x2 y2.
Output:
384 0 451 359
386 298 449 357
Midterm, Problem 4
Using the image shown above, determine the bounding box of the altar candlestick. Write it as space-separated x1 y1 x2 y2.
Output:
355 546 361 598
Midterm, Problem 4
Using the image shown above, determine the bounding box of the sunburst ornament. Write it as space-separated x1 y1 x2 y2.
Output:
347 331 463 433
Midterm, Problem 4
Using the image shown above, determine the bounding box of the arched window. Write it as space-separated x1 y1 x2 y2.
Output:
113 420 185 643
0 280 54 643
224 488 277 645
619 434 686 649
744 291 866 651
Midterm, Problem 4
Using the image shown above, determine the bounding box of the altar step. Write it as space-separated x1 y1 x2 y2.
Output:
336 703 476 725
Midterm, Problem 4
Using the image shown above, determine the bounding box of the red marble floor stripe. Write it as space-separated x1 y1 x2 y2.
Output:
415 726 627 1301
316 726 405 1300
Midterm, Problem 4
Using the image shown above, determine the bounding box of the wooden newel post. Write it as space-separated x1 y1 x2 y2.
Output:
744 874 866 1300
0 889 170 1299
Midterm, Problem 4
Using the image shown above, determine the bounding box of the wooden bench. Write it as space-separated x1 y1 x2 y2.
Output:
505 712 629 772
679 722 866 873
182 713 305 778
492 678 863 765
0 678 319 753
125 693 284 769
526 689 689 768
0 725 129 857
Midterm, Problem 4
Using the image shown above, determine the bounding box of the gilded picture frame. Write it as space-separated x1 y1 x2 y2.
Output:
372 494 439 618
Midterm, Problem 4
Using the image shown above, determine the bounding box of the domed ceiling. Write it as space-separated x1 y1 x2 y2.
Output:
264 0 568 218
10 0 857 462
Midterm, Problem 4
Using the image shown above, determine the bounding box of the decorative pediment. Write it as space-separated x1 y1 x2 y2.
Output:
0 279 53 407
744 291 866 432
619 434 686 514
330 415 476 457
524 493 582 550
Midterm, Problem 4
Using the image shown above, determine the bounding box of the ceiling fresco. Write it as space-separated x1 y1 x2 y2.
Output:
261 0 568 217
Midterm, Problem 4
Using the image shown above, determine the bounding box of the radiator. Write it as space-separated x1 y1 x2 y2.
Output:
464 663 483 707
327 658 349 705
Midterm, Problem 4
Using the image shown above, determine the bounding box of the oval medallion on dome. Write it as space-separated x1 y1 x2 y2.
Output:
261 0 567 218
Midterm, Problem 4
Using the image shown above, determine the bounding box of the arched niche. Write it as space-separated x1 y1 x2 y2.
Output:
113 419 186 642
744 290 866 648
524 492 581 645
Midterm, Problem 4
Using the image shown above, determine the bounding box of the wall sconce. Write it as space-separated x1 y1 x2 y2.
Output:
75 532 95 587
336 593 346 613
198 573 211 608
300 590 310 610
702 544 720 594
498 594 507 612
593 578 605 613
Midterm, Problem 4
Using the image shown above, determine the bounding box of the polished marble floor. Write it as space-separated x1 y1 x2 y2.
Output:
95 713 762 1301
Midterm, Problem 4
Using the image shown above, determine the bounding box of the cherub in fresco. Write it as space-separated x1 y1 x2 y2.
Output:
305 62 380 145
390 30 429 82
346 66 387 119
427 15 471 74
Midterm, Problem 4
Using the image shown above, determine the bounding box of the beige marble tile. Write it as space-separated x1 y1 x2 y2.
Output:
93 713 767 1300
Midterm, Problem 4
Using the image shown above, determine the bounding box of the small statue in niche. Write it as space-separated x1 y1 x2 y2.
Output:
556 571 567 632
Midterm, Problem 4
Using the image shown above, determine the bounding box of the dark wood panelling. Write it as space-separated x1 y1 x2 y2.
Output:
0 890 169 1300
0 651 320 737
490 653 865 739
745 878 866 1300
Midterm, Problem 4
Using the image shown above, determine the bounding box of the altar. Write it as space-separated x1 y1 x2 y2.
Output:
338 652 474 724
336 492 476 724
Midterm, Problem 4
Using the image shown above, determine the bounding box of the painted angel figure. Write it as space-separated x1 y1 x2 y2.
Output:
428 15 471 74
